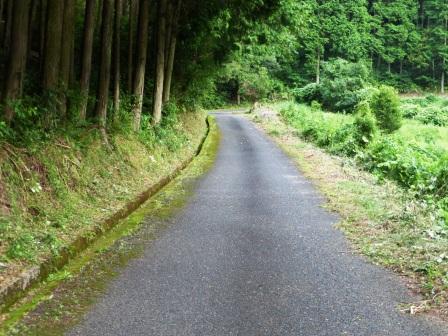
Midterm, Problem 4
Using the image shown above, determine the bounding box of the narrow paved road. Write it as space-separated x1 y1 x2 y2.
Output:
69 114 447 336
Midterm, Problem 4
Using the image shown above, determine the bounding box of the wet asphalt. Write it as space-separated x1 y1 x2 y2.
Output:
68 114 448 335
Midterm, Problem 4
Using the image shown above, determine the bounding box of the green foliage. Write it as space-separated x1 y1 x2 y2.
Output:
402 96 448 127
280 102 359 156
279 102 447 226
319 59 371 112
416 107 448 127
0 111 206 264
370 85 402 133
294 83 321 104
354 101 377 146
294 59 373 113
310 100 322 111
6 233 38 261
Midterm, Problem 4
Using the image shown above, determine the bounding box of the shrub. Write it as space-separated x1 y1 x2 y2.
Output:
294 83 321 104
401 103 421 119
415 107 448 127
310 100 322 110
353 101 377 146
370 85 402 133
319 58 371 112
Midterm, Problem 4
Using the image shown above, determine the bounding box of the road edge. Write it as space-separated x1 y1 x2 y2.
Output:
0 115 216 314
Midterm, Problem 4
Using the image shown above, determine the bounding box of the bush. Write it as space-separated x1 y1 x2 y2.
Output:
353 101 377 146
294 83 321 104
370 85 402 133
310 100 322 110
279 102 447 226
319 58 371 112
415 107 448 127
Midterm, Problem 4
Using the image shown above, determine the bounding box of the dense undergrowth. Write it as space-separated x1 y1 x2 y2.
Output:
255 109 448 314
0 108 206 271
277 102 448 228
402 95 448 127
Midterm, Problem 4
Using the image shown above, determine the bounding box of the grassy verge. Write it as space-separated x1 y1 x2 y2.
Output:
0 111 207 297
251 107 448 318
0 116 219 335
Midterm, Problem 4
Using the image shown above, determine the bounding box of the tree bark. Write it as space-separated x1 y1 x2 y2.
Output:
27 0 38 57
59 0 76 118
39 0 47 68
315 50 320 84
113 0 123 118
163 0 181 103
42 0 64 91
442 18 447 94
95 0 114 133
131 0 150 131
3 0 31 123
127 0 138 92
442 70 445 95
3 0 12 51
0 0 3 42
79 0 97 120
152 0 167 125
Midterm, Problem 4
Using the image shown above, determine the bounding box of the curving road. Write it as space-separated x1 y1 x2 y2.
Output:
68 113 447 336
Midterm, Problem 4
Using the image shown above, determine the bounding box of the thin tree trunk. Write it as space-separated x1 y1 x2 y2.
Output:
164 0 173 64
127 0 138 92
3 0 31 123
237 81 240 105
39 0 47 68
152 0 167 125
163 0 181 103
432 59 435 80
79 0 97 120
315 50 320 84
3 0 12 50
42 0 64 91
0 0 3 42
442 70 445 95
95 0 114 137
27 0 38 57
113 0 123 118
442 18 447 94
131 0 150 131
59 0 76 119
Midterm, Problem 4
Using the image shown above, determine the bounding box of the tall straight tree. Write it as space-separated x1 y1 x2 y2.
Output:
3 0 31 123
79 0 97 120
2 0 12 51
152 0 167 125
60 0 76 118
131 0 150 131
39 0 47 67
0 0 3 43
42 0 64 92
113 0 123 117
95 0 114 138
127 0 139 92
163 0 181 103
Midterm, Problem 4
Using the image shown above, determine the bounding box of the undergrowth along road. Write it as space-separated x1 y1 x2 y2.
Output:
252 105 448 319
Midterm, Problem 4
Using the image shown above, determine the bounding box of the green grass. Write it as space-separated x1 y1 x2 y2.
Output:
397 120 448 151
273 101 448 225
254 108 448 316
0 112 207 274
401 95 448 127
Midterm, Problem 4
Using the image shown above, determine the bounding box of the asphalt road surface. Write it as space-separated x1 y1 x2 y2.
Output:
68 113 447 336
